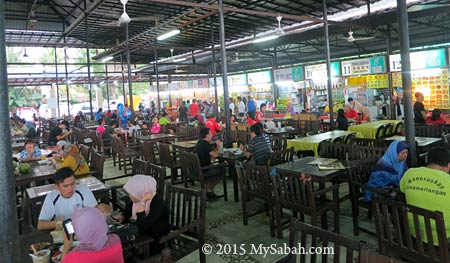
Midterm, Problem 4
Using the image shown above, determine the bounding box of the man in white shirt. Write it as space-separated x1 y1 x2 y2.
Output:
237 96 246 117
37 167 110 230
229 98 235 115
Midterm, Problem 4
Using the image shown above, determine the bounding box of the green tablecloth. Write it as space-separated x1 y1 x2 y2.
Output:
348 120 402 139
287 131 355 157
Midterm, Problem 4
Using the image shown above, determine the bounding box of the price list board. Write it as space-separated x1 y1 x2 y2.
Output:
392 69 450 109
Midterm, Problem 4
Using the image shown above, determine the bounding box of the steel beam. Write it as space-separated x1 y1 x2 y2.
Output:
323 0 334 130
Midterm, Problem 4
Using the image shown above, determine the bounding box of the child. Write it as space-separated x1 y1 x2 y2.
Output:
150 118 161 134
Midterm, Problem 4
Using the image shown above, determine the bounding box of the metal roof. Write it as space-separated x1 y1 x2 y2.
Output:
4 0 450 84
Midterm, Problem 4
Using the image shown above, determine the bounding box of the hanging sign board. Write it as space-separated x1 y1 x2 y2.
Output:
291 67 303 81
347 76 367 86
228 74 247 86
209 76 223 87
367 74 389 89
247 70 271 84
304 62 340 80
197 79 208 89
389 48 446 72
274 68 292 82
341 56 386 76
168 82 179 91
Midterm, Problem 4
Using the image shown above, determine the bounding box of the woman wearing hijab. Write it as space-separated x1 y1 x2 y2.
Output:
61 207 123 263
123 175 170 254
363 140 409 202
59 143 90 176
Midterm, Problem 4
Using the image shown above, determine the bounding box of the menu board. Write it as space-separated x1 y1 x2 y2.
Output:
367 74 389 89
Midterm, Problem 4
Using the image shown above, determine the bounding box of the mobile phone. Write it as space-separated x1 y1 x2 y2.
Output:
63 218 75 239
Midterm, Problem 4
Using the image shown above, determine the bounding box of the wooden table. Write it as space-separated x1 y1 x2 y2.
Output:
218 149 246 202
348 120 402 139
287 131 354 156
265 127 296 135
385 135 443 147
171 139 198 152
16 163 57 186
136 134 177 143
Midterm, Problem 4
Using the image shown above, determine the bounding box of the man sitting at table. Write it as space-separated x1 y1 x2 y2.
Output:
20 139 42 162
400 147 450 244
37 167 110 230
48 120 72 146
241 124 272 165
344 105 358 121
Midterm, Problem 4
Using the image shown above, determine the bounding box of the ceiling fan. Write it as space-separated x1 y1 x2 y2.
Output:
102 0 160 27
275 15 285 36
345 29 376 42
229 52 256 64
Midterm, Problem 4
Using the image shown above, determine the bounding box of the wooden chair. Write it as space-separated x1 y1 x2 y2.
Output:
179 151 227 201
131 157 148 175
394 121 403 136
349 138 392 148
375 124 387 139
89 151 106 180
353 145 387 161
79 144 91 166
111 135 141 175
345 157 381 236
159 143 182 183
146 163 166 197
88 130 101 151
373 196 450 263
318 141 353 161
235 130 250 145
159 184 206 263
270 135 287 151
268 147 294 167
271 171 340 238
277 220 369 263
415 124 442 138
235 163 275 236
141 141 159 164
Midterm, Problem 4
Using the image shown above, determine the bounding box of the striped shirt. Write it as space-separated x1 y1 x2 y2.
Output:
247 135 271 165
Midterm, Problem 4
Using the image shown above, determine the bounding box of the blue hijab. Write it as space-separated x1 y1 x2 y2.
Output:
373 140 408 176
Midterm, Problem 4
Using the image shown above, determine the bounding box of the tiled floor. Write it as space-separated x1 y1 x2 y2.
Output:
102 159 379 263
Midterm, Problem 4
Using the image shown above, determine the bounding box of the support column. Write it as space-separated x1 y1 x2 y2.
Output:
323 0 334 130
120 54 126 105
397 0 416 166
386 25 396 120
105 64 110 111
85 2 93 118
0 0 20 260
154 48 161 111
63 42 71 117
125 24 134 110
54 47 60 117
218 0 231 147
210 15 219 115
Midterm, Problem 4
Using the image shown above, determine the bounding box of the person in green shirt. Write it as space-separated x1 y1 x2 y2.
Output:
400 146 450 245
158 113 171 125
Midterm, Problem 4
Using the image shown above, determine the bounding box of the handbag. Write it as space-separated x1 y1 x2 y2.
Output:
109 223 139 243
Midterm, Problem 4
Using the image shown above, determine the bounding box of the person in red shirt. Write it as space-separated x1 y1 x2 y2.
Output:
426 109 445 126
255 103 266 123
188 98 199 121
344 105 358 121
205 114 223 140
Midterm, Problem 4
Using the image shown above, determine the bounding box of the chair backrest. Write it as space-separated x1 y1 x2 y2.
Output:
235 130 250 145
162 184 206 262
79 144 91 165
179 151 205 187
346 157 379 202
271 171 316 212
88 130 100 151
373 196 450 263
384 123 395 137
415 124 442 138
132 157 148 175
146 163 166 197
141 141 158 163
158 143 174 168
353 145 387 161
270 135 287 151
349 138 392 148
284 220 367 263
268 147 294 166
375 124 387 139
90 151 105 179
235 163 270 200
111 136 125 154
318 142 353 161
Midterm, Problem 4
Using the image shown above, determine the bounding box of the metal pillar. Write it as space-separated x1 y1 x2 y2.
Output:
210 15 219 116
63 40 71 117
218 0 231 146
0 0 20 260
323 0 334 130
105 64 110 111
397 0 416 166
386 25 396 120
54 47 60 117
120 54 126 105
125 24 134 111
154 48 161 111
271 47 278 107
85 2 94 118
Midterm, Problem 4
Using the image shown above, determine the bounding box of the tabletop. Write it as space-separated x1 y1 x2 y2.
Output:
273 156 343 182
287 131 354 156
172 140 198 151
136 134 177 142
219 148 246 161
348 120 402 139
385 135 442 147
16 162 57 186
265 127 296 135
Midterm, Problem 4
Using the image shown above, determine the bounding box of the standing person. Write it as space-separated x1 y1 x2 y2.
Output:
363 141 409 202
178 101 188 122
400 147 450 244
95 108 103 122
247 96 257 120
229 98 235 115
347 97 364 114
237 96 246 119
188 98 199 121
414 92 427 124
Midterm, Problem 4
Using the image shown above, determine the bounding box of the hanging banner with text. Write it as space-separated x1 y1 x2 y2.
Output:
304 62 340 80
389 48 446 72
341 56 386 76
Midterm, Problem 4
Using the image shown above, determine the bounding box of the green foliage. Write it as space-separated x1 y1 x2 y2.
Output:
6 47 21 63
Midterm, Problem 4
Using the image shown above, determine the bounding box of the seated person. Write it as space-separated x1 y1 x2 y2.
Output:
61 208 123 263
21 119 36 138
363 140 408 202
255 103 266 123
255 123 271 149
127 120 140 136
58 144 90 176
336 109 349 131
103 121 117 146
49 121 72 146
122 175 169 254
230 114 237 124
195 128 224 200
205 114 223 140
426 109 445 126
400 147 450 245
38 167 110 230
158 113 171 125
96 118 106 137
150 118 161 134
20 139 42 162
51 140 66 160
344 105 358 121
241 124 272 165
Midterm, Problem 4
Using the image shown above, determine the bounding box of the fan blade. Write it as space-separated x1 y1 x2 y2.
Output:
130 16 160 22
353 36 376 41
102 20 122 27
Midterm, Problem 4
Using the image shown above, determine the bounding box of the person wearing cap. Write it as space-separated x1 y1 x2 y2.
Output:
48 121 72 146
52 140 67 160
58 143 90 176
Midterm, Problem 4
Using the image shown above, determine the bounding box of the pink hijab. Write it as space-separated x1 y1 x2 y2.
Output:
72 207 109 251
123 175 157 220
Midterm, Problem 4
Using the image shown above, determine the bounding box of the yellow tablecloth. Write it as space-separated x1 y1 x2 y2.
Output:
348 120 402 139
287 131 355 157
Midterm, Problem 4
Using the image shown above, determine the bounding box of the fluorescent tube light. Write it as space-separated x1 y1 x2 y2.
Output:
101 56 114 63
252 35 279 43
157 29 180 41
173 57 186 62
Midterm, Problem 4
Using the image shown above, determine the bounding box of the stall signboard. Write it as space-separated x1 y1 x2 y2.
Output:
197 79 208 89
347 76 367 86
228 74 247 86
209 76 223 87
367 74 389 89
168 82 180 91
304 62 340 80
389 49 446 72
341 56 386 76
247 70 272 84
274 68 292 82
291 67 303 81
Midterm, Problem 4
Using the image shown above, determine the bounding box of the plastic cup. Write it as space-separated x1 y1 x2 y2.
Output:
232 142 238 148
30 249 51 263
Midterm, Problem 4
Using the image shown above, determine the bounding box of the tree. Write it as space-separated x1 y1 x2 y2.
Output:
6 47 21 63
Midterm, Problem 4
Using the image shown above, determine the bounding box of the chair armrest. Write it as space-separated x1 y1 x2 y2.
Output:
313 184 339 197
159 220 200 244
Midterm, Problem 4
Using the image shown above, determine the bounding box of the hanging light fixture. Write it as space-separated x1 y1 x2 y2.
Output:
157 29 180 41
23 48 29 58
